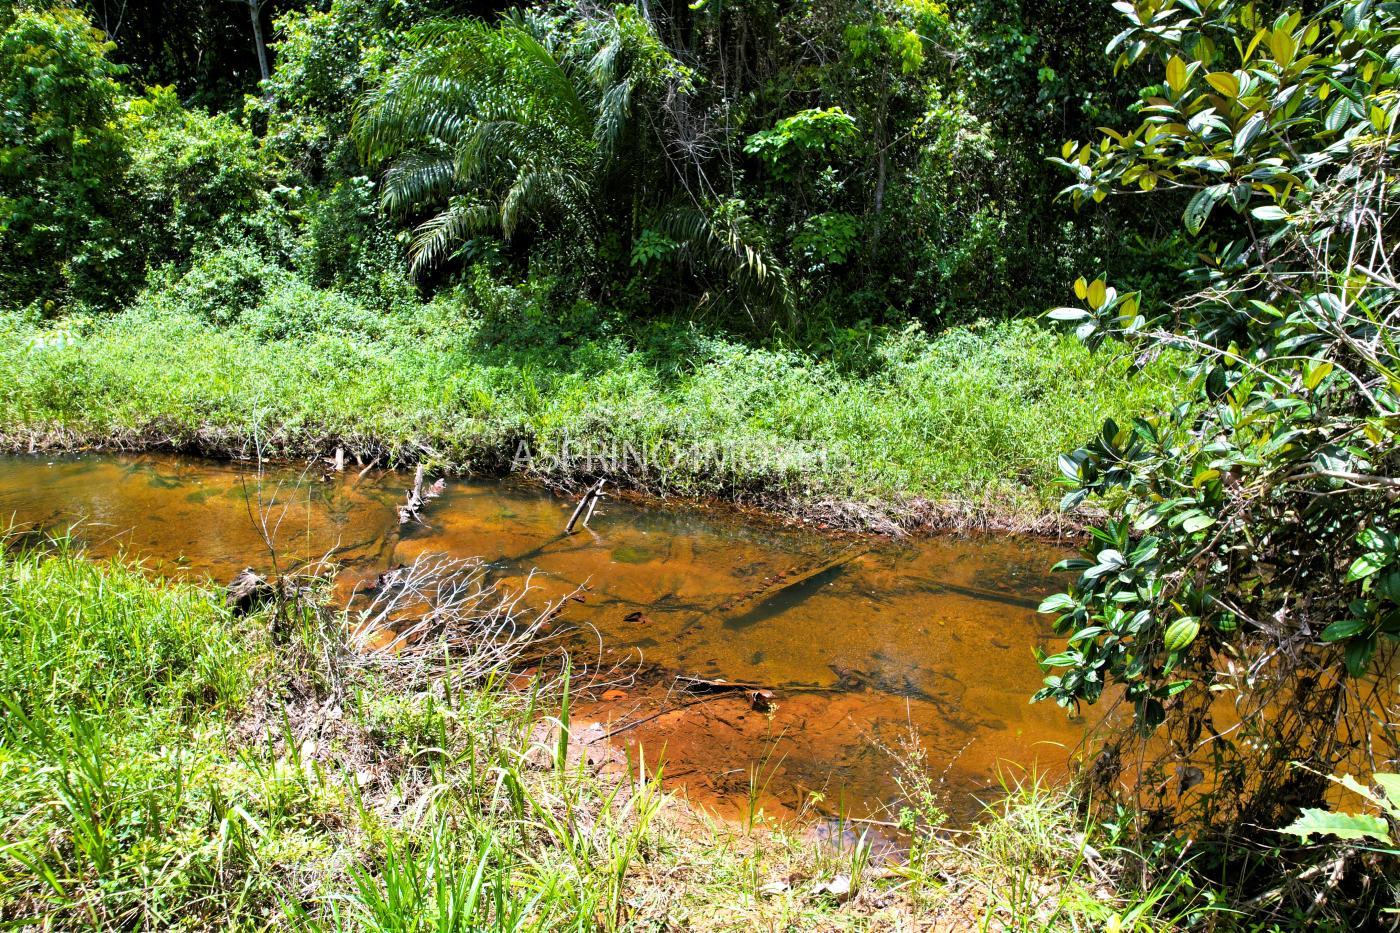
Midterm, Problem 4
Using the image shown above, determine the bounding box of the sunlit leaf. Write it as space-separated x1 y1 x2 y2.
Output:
1184 185 1227 234
1280 809 1390 843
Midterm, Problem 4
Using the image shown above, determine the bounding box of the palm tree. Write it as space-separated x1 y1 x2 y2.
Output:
356 8 788 315
356 11 657 272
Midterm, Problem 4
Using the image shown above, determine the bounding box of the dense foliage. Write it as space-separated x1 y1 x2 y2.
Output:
0 6 132 307
0 0 1161 330
1033 0 1400 906
0 5 269 309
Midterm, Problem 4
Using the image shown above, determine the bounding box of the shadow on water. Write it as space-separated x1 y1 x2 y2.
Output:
0 452 1085 822
721 562 850 630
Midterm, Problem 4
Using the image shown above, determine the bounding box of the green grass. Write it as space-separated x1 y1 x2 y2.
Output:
0 539 1217 930
0 275 1179 525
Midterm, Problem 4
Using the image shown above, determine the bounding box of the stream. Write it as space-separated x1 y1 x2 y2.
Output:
0 453 1087 823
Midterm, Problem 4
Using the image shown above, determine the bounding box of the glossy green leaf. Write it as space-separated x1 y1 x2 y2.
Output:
1163 616 1200 652
1347 552 1390 582
1184 185 1227 235
1320 618 1369 642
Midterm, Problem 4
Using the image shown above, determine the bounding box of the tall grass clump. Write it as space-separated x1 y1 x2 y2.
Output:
896 772 1227 931
0 540 268 926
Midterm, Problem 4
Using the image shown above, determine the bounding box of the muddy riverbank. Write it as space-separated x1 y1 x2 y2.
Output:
0 427 1094 537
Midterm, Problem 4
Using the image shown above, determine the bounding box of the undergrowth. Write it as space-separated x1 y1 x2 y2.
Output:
0 273 1178 527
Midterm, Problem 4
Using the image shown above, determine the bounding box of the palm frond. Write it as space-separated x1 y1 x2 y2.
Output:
588 35 622 87
500 169 591 240
655 207 794 319
502 26 593 133
594 79 632 164
409 202 496 276
358 7 680 285
381 150 457 215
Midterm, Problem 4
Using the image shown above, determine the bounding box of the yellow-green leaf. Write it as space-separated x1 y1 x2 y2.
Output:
1193 468 1221 488
1164 617 1201 653
1280 809 1391 843
1244 28 1266 63
1166 55 1187 92
1087 278 1107 309
1304 361 1333 390
1205 72 1240 98
1269 29 1297 67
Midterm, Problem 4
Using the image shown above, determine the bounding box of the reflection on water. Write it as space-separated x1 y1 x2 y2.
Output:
0 453 1086 820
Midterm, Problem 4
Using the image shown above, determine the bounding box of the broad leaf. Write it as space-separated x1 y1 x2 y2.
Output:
1183 185 1227 235
1280 808 1391 843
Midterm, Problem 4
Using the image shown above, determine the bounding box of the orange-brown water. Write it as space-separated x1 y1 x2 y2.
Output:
0 453 1087 821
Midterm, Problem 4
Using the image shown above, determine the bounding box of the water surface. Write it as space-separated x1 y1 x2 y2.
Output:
0 453 1085 820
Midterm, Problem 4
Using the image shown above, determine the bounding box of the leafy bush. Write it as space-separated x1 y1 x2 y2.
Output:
0 5 134 309
1036 0 1400 846
140 244 292 328
745 107 860 181
0 7 274 312
296 174 409 293
125 86 266 262
252 0 406 187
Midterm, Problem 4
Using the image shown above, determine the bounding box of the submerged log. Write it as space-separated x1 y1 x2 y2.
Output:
675 675 774 693
675 675 776 711
717 546 869 630
913 577 1041 611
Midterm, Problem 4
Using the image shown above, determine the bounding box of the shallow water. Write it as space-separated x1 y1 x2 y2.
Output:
0 453 1086 820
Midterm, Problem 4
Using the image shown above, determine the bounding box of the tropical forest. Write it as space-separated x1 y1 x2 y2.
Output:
1 0 1399 927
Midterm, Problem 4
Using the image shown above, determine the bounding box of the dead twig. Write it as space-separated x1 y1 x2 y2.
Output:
565 478 607 534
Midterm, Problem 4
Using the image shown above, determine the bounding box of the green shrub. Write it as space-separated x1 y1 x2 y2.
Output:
296 174 410 295
139 243 292 328
0 5 134 309
124 85 266 263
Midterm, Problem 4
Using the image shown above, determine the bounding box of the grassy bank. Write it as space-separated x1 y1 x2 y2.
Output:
0 540 1215 930
0 275 1178 530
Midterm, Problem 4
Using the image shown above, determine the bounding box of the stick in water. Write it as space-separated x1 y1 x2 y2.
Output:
565 478 606 534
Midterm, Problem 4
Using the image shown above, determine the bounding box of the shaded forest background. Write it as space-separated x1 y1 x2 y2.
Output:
1 0 1182 338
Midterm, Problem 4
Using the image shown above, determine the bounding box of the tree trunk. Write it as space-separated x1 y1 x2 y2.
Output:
870 129 888 256
247 0 269 83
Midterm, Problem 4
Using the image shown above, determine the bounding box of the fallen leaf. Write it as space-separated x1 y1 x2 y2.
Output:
601 689 628 701
812 874 853 903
